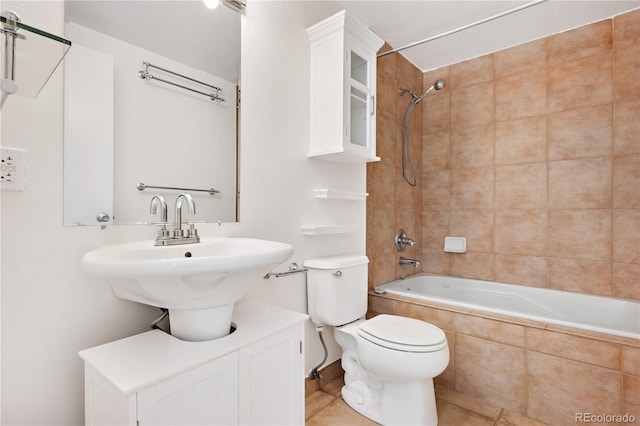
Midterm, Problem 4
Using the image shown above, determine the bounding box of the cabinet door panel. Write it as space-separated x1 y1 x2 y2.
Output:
138 351 239 425
239 324 304 425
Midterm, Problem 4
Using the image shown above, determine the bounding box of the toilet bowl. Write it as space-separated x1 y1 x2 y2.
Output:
304 255 449 425
335 315 449 425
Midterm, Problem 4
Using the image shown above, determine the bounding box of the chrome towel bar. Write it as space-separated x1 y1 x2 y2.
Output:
138 61 225 102
137 182 220 196
264 263 308 279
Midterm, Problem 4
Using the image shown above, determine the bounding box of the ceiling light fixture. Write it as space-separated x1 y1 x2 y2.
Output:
203 0 219 10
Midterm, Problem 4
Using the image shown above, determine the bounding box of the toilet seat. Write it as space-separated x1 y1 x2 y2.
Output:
357 314 447 353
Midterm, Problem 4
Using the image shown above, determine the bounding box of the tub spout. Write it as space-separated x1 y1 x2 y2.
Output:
399 256 421 268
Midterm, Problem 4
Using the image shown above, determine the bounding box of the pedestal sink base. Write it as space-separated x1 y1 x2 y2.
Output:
169 304 235 342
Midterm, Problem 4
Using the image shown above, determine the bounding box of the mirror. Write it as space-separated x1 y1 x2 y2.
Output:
63 1 240 226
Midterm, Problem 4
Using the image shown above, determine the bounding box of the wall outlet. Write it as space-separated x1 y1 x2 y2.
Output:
1 147 26 192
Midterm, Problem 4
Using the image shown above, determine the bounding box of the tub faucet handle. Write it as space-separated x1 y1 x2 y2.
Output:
395 229 416 251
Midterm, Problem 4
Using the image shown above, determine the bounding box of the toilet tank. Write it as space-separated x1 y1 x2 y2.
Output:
303 255 369 326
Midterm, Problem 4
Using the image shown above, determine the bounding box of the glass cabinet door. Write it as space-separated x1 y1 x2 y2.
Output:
348 49 372 150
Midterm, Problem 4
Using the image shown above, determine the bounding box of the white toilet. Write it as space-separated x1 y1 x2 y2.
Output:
304 255 449 426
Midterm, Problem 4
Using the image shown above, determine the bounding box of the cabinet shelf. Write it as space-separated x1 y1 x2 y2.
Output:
300 225 357 235
312 188 368 200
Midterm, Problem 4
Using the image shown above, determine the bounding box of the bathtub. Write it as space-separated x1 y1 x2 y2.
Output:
375 274 640 340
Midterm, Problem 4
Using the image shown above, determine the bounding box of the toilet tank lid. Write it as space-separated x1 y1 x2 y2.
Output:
303 255 369 269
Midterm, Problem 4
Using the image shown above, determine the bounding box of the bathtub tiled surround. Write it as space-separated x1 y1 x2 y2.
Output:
368 10 639 424
368 293 640 425
368 9 640 300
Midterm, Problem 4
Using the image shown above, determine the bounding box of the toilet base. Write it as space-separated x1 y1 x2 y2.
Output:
342 379 438 426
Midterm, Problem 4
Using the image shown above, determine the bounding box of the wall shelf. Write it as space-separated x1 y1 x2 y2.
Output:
312 189 368 200
300 225 357 236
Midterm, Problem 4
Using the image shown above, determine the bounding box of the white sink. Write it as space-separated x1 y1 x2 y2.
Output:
82 237 293 341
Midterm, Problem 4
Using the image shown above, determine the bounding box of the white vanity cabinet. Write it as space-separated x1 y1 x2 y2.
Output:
80 302 307 426
307 10 384 163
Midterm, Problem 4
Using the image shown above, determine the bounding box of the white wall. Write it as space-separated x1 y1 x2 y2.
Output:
1 0 364 423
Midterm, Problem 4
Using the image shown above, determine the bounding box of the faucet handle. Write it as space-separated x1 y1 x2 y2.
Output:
395 229 416 252
186 222 199 238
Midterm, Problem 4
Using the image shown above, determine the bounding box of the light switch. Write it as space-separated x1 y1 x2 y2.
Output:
1 147 25 192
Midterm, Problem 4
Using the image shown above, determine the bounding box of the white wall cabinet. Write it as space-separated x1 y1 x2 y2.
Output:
80 302 307 426
307 10 384 164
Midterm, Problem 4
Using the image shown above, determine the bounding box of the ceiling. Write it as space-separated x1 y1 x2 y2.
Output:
64 1 639 81
339 0 640 72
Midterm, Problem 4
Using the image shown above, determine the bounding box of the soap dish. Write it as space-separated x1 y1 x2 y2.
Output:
444 236 467 253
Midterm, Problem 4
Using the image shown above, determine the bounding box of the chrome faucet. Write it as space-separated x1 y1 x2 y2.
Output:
173 193 199 241
399 256 421 268
150 193 200 246
150 195 171 242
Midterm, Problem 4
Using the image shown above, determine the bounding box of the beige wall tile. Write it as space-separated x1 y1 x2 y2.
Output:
527 351 622 425
613 263 640 300
548 104 613 160
367 294 399 316
495 210 547 256
422 248 450 275
451 82 495 128
449 210 494 253
450 252 494 281
397 303 457 333
495 116 547 165
422 210 450 249
548 20 612 65
547 258 613 296
450 54 494 88
451 124 494 169
423 88 451 135
494 39 547 79
494 255 548 287
549 158 612 209
455 335 526 413
548 52 612 113
422 171 450 211
369 208 396 251
548 209 612 261
613 209 640 264
613 43 640 102
623 374 640 419
495 163 547 209
613 154 640 208
614 99 640 155
434 331 455 389
450 167 494 210
614 9 640 49
423 130 451 172
496 69 547 121
455 315 525 347
526 328 621 369
622 346 640 376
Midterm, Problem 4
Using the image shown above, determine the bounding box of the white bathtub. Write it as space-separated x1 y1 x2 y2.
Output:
376 274 640 340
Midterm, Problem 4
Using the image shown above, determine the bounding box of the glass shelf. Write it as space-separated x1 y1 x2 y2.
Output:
1 14 71 99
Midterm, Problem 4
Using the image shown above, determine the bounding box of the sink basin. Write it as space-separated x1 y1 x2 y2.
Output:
82 237 293 341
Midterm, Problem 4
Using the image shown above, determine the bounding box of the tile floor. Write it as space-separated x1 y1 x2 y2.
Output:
305 377 549 426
